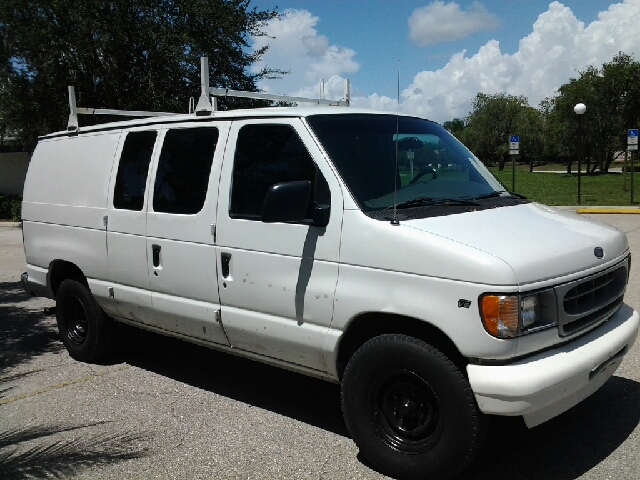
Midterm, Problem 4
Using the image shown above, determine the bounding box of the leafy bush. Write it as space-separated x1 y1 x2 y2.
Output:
0 194 22 221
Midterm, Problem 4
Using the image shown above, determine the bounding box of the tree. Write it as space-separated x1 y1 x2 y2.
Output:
538 96 571 169
442 53 639 172
514 106 544 172
443 118 465 134
463 93 530 170
0 0 282 151
547 53 640 173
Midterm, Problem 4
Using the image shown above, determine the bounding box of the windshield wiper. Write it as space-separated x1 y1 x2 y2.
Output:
471 191 505 200
509 192 528 199
387 197 480 210
472 191 527 200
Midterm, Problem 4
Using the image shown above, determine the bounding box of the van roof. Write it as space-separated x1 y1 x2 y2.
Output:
54 58 434 140
42 106 425 139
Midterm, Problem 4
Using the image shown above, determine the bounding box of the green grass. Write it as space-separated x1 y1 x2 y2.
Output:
399 170 466 187
489 167 640 206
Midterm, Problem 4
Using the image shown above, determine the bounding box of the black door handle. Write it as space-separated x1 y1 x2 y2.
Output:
221 252 231 278
152 244 161 267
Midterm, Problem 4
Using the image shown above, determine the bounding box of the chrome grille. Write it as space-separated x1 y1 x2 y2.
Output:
555 259 628 337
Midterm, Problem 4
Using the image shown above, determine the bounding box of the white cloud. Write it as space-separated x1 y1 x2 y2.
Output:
351 93 399 112
290 75 353 103
251 10 359 97
363 0 640 122
251 2 640 124
302 35 329 57
408 1 499 46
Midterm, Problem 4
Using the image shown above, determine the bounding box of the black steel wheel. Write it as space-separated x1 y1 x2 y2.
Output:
56 279 114 362
368 369 443 454
341 334 484 480
63 293 89 344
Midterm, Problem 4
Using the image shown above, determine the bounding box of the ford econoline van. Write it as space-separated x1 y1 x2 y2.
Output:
20 70 639 480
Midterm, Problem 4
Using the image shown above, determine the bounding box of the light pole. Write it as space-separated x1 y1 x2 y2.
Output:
574 103 586 204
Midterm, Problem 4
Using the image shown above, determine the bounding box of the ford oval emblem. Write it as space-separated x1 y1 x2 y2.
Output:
594 247 604 259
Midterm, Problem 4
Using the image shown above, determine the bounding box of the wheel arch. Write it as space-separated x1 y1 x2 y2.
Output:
336 312 467 380
49 260 89 297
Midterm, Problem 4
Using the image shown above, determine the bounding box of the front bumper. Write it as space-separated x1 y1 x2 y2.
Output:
467 303 640 427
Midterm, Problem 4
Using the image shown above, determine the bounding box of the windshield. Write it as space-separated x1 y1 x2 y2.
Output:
306 114 504 212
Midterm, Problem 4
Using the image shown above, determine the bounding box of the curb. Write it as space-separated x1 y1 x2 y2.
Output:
574 207 640 214
0 221 22 228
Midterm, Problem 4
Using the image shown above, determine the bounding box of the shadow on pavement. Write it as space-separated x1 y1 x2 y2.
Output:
112 323 348 437
4 294 638 479
112 323 640 479
0 282 61 373
455 375 640 480
0 421 150 479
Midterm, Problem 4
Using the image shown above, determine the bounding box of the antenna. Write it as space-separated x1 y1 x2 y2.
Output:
391 61 400 226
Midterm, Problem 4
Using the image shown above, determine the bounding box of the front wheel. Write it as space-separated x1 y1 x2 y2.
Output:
341 334 484 480
56 279 114 362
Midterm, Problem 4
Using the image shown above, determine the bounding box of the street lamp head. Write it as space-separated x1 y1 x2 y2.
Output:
574 103 587 115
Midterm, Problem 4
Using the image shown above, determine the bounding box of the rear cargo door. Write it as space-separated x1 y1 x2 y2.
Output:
105 128 158 324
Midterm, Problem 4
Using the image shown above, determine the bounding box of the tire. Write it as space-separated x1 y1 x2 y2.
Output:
56 279 114 362
341 334 484 480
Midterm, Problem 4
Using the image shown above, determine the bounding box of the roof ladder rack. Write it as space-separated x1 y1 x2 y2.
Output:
66 56 350 129
67 86 179 131
196 57 350 115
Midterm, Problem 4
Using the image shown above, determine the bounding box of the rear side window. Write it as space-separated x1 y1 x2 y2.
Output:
153 127 218 214
113 131 157 210
230 124 328 220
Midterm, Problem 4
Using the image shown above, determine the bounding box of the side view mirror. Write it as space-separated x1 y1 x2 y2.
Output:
261 181 311 223
312 204 330 227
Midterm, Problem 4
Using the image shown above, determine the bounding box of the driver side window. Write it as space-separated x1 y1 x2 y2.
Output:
230 124 329 221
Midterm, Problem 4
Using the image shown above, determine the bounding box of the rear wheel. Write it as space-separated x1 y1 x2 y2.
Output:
341 334 484 480
56 279 114 362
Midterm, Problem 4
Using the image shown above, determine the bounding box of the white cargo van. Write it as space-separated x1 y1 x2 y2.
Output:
21 64 639 480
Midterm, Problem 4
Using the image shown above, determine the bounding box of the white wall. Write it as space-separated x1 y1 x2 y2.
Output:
0 152 30 195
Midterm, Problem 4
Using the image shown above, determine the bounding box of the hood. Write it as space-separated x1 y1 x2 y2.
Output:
403 203 628 285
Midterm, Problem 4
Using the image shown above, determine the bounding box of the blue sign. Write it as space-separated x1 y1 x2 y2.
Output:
510 135 520 143
628 129 638 138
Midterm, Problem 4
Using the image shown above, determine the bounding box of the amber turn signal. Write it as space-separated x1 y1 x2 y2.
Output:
480 295 519 338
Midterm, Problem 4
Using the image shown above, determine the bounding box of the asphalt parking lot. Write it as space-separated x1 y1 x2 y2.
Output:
1 213 639 479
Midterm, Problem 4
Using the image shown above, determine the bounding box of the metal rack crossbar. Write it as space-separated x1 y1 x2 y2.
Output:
209 86 349 106
195 57 350 115
67 56 350 129
67 86 179 131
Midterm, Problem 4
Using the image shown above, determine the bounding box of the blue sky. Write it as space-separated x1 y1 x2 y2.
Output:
248 1 640 122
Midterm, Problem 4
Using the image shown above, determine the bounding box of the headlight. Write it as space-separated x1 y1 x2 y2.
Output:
520 295 539 328
480 292 554 339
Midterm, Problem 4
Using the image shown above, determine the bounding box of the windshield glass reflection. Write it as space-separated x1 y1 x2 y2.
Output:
306 114 504 212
